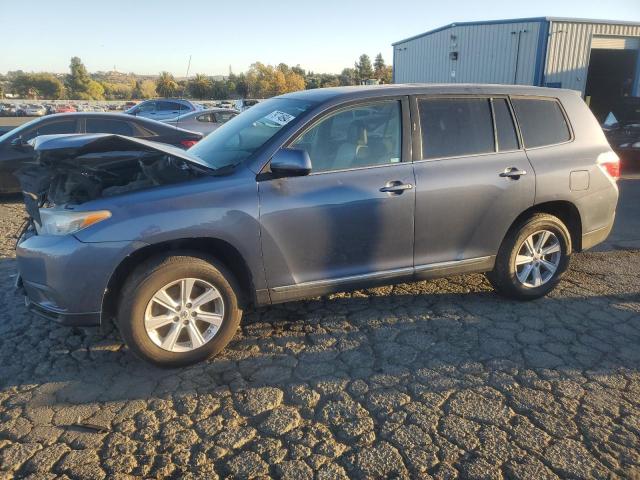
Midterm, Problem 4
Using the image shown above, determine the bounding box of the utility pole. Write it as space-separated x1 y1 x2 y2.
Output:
511 29 528 84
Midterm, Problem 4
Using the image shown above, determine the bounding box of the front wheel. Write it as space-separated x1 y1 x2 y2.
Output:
487 213 572 300
117 254 242 367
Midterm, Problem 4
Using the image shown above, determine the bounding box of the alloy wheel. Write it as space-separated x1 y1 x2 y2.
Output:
144 278 224 352
514 230 562 288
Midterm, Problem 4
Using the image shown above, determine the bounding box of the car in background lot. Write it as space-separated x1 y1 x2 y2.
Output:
0 112 202 193
162 108 239 136
602 97 640 172
125 98 201 121
0 104 17 117
55 104 76 113
24 104 47 116
13 84 619 367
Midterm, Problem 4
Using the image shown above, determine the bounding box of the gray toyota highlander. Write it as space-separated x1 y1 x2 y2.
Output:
15 84 619 367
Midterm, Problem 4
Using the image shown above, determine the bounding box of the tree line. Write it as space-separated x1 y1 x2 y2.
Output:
1 54 393 101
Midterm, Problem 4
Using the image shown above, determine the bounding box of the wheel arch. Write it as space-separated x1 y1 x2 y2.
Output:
101 237 256 325
507 200 583 252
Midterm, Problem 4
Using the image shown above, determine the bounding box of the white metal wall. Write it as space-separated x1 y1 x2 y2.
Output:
544 20 640 95
393 21 542 85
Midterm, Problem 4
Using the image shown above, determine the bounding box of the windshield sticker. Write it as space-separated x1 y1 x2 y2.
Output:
263 110 295 126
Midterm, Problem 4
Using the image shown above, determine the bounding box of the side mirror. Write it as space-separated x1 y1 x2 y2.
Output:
270 148 312 177
10 136 27 149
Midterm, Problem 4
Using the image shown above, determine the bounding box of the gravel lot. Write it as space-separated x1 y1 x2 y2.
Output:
0 188 639 479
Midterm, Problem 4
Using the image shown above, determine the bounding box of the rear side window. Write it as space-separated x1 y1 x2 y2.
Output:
511 98 571 148
157 101 186 111
492 99 519 151
419 98 494 159
86 119 134 136
215 111 236 123
196 113 215 123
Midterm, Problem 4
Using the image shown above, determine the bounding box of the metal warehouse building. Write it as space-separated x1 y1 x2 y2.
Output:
392 17 640 119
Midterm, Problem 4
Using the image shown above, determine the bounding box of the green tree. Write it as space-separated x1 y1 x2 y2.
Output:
11 73 65 99
338 68 357 86
102 82 133 100
354 54 373 84
187 73 212 99
374 54 385 77
155 71 178 97
64 57 105 99
234 73 249 98
245 62 305 98
139 80 157 99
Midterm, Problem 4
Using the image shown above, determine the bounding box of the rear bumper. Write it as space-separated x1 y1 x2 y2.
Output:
581 215 615 251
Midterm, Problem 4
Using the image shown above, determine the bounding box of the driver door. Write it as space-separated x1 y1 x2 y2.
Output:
258 97 416 302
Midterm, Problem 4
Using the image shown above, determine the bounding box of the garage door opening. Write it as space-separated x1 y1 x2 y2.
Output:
585 46 639 122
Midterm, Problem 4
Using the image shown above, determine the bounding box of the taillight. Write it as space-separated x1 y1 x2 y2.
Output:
597 151 620 181
180 139 199 149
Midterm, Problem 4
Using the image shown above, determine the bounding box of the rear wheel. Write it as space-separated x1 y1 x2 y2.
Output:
117 254 242 367
487 213 571 300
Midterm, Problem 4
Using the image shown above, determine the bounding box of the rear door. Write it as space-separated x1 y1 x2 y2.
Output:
412 95 535 269
156 101 185 120
259 97 415 301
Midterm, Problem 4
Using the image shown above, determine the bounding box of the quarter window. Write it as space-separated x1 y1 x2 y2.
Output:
492 99 519 151
511 98 571 148
291 101 402 173
419 98 494 159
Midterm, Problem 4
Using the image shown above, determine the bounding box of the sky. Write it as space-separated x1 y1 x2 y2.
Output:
2 0 639 76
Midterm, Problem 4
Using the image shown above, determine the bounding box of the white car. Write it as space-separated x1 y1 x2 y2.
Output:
162 108 239 136
24 104 46 116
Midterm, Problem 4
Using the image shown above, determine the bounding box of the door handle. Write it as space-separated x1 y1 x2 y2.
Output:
499 167 527 179
380 181 414 193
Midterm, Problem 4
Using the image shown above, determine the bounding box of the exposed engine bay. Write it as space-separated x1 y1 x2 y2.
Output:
16 134 214 224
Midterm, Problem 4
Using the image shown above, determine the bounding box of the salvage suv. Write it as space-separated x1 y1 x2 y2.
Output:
15 84 619 367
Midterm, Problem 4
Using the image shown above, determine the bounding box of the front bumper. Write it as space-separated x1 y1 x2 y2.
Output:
17 276 100 326
16 230 143 326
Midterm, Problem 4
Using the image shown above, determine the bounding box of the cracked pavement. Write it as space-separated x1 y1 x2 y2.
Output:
0 186 639 479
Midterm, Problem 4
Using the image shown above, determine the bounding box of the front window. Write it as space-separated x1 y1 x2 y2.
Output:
189 98 315 170
290 100 402 173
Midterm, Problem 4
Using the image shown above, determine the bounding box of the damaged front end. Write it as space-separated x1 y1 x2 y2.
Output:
17 133 214 228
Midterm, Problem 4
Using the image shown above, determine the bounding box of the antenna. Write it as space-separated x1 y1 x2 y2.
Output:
185 54 192 79
179 55 192 108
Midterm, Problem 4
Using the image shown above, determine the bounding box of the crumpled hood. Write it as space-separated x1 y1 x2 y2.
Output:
30 133 213 169
18 133 214 226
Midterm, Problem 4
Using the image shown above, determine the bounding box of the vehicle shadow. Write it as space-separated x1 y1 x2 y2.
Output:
0 252 638 408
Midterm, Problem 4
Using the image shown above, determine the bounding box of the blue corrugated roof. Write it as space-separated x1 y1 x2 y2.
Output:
392 17 640 46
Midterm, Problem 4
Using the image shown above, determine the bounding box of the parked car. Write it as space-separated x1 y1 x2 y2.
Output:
0 112 202 193
162 108 239 136
602 97 640 172
14 84 619 367
0 104 17 117
125 98 201 121
55 104 76 113
24 104 47 116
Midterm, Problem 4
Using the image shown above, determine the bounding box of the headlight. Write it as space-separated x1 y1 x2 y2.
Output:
633 142 640 148
36 208 111 236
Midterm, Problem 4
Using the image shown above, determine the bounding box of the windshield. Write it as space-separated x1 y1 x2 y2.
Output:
0 117 42 143
188 97 316 169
